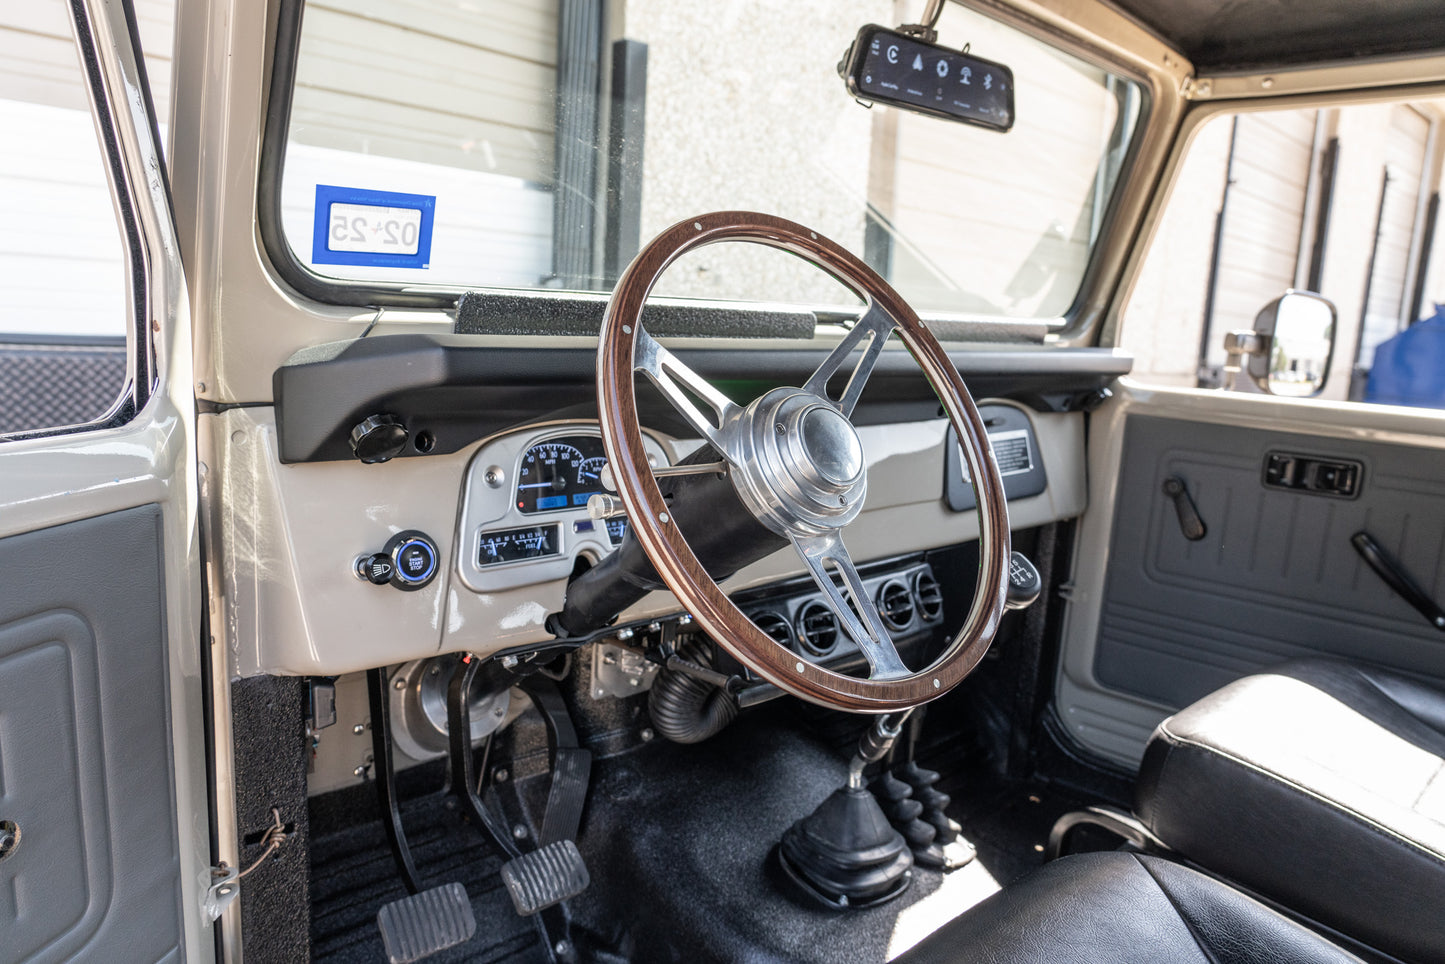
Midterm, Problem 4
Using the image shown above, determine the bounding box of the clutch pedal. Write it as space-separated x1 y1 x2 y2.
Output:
500 839 591 915
376 882 476 963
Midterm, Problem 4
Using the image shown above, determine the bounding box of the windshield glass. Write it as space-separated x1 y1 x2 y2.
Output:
277 0 1142 320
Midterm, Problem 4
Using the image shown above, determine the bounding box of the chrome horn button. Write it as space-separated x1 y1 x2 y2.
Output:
798 406 864 487
728 388 869 536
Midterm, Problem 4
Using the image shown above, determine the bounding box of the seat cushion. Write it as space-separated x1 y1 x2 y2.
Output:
896 852 1361 963
1136 659 1445 963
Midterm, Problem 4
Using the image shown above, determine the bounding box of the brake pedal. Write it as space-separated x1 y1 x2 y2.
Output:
500 839 591 915
376 882 476 963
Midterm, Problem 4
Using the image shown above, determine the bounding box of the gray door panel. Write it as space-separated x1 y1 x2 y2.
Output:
0 505 183 963
1094 414 1445 710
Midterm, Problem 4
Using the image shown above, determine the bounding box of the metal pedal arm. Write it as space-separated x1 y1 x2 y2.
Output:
368 666 425 894
447 655 523 859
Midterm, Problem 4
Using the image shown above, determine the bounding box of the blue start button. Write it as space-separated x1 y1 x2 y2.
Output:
375 530 439 591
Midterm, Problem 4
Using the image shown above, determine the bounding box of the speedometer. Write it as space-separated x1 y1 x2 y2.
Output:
514 436 610 513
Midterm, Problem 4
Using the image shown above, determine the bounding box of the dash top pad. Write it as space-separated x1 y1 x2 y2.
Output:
454 289 817 339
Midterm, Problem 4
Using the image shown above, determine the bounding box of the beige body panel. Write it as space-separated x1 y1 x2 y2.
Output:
212 403 1083 679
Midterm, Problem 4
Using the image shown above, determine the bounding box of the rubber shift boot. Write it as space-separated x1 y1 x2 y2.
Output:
777 786 913 910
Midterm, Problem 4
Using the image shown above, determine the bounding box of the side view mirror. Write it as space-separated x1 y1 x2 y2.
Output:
1222 290 1337 397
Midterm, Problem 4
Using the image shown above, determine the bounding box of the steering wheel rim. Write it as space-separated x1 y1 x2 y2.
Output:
597 211 1010 712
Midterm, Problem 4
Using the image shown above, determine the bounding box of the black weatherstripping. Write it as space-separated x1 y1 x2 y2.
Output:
272 333 1130 463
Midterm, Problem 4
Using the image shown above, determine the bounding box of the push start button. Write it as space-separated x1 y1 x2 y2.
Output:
357 531 440 591
394 538 437 585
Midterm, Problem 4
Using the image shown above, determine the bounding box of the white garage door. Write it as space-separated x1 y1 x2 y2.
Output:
280 0 559 288
1212 110 1319 340
0 0 173 339
1359 104 1431 364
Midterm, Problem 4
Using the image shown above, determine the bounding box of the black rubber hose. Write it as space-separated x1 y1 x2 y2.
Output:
648 637 739 744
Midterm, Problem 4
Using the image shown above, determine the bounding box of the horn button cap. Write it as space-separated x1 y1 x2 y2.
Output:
799 405 865 487
730 389 870 536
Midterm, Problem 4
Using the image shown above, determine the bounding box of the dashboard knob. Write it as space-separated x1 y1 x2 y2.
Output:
356 553 395 585
350 414 409 464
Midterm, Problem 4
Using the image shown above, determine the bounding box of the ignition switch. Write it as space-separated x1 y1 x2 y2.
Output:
356 530 439 591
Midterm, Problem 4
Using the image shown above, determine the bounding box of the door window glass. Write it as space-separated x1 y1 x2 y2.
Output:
1123 99 1445 408
0 0 173 435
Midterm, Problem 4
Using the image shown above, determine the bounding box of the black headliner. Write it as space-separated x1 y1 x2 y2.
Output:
1107 0 1445 72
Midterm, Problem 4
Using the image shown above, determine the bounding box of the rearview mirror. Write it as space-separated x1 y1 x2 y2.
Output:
1223 291 1336 397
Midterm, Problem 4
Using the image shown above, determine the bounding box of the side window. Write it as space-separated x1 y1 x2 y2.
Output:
1123 100 1445 408
0 0 173 436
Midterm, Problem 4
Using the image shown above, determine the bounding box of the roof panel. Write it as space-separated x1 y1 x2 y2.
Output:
1106 0 1445 72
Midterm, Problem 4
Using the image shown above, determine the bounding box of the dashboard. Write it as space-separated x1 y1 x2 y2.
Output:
216 399 1087 679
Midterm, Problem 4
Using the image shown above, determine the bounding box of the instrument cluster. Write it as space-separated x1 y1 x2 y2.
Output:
457 426 672 592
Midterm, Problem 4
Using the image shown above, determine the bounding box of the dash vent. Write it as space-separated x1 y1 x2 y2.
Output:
877 580 915 631
914 571 943 621
753 611 796 650
795 601 839 656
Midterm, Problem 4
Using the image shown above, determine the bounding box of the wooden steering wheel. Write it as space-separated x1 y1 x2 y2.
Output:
596 212 1010 712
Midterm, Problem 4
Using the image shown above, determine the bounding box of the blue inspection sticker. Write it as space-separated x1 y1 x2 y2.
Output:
311 185 435 269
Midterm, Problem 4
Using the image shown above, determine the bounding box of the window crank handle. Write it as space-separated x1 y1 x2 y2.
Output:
1162 476 1207 541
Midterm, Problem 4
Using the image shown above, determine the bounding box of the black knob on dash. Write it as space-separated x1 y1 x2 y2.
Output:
350 414 409 464
356 553 395 585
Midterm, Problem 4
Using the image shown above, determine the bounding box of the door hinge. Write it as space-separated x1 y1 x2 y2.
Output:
204 864 240 921
1181 76 1213 99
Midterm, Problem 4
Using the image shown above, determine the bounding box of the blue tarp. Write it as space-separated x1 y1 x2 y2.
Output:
1365 305 1445 409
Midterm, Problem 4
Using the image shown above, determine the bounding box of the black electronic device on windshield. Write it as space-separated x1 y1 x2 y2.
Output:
839 24 1014 132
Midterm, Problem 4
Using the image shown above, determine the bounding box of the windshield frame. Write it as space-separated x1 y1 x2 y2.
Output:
256 0 1155 332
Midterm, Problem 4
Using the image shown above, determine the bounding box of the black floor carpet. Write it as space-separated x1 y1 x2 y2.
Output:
309 776 547 963
308 704 1095 963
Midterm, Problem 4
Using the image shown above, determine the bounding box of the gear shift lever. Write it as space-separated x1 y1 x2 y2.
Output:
777 711 915 909
1006 551 1042 610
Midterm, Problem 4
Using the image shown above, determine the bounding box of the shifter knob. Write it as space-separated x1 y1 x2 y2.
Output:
1005 551 1042 610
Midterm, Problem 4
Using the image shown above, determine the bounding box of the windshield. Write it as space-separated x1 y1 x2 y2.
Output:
276 0 1142 320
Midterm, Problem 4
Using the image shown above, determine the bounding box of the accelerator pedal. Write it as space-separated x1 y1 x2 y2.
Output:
376 882 477 964
500 839 591 915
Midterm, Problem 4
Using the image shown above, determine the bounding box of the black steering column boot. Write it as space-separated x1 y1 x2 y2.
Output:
777 712 914 909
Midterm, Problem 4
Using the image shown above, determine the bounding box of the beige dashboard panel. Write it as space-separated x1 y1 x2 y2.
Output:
212 403 1084 678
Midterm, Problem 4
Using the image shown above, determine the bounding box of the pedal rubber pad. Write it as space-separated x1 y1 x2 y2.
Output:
500 839 591 915
539 746 592 846
376 882 477 963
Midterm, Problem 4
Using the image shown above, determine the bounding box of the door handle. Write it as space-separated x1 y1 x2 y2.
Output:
1162 476 1207 541
1351 531 1445 632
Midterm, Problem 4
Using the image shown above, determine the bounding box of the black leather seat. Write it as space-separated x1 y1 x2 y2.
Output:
897 851 1361 963
1135 659 1445 963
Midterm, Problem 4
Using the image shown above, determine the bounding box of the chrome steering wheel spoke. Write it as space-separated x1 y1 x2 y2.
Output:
802 302 896 417
634 326 742 460
792 531 911 680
